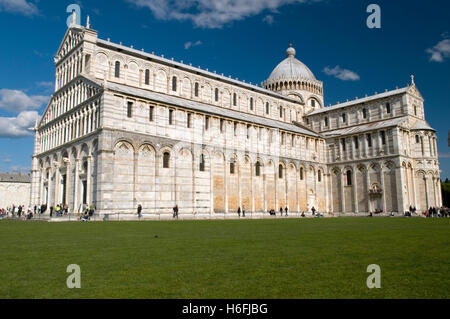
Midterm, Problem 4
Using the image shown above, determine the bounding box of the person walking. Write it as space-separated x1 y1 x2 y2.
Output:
137 204 142 219
237 207 241 218
311 206 316 216
285 207 288 217
173 204 179 219
279 207 283 217
242 207 246 218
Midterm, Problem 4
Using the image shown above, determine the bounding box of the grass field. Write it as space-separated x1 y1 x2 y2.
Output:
1 218 449 299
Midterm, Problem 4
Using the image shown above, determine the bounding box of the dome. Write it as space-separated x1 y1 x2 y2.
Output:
267 45 316 82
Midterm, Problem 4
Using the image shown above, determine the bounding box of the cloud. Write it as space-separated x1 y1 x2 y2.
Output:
184 40 202 50
36 81 53 88
127 0 319 28
0 0 38 16
439 152 450 159
0 89 49 113
426 39 450 63
323 65 360 81
0 111 40 138
262 14 274 25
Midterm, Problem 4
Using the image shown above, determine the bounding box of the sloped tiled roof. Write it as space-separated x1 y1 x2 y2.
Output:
0 172 31 183
106 82 320 137
322 116 408 137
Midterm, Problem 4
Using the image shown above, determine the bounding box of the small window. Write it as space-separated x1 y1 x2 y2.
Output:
199 154 205 172
127 102 133 118
233 93 237 106
163 152 170 168
149 105 154 122
318 170 322 182
354 136 359 149
247 125 250 139
230 159 235 175
415 135 420 143
187 113 192 128
145 69 150 85
279 165 283 179
266 103 270 115
346 170 352 186
234 122 237 136
215 88 219 102
281 133 285 145
220 119 224 133
306 118 310 125
194 83 199 97
114 61 120 78
362 108 367 119
250 98 254 111
367 134 372 147
169 109 174 125
205 116 210 130
311 100 316 108
300 167 304 180
341 138 346 151
280 106 283 118
381 131 386 145
386 103 391 114
342 113 347 123
255 162 261 177
324 117 329 127
414 105 417 116
172 76 177 91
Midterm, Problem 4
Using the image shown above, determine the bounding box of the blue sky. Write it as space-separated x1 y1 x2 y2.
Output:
0 0 449 178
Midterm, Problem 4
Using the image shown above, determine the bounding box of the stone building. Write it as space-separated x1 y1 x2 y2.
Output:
0 172 31 209
30 21 442 219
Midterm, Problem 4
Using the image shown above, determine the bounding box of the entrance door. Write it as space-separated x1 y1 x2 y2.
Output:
82 180 87 205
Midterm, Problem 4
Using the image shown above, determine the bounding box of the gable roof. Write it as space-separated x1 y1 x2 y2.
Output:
105 81 320 138
322 116 408 137
308 87 410 116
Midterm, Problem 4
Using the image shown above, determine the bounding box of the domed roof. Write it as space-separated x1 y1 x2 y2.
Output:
267 44 316 82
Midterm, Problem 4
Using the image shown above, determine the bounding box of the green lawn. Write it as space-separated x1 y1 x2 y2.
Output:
1 218 449 299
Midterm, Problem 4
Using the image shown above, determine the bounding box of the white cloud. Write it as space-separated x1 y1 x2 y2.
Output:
426 39 450 63
0 111 40 138
323 65 360 81
0 0 38 16
0 89 49 113
184 40 202 50
127 0 318 28
36 81 53 88
439 152 450 159
262 14 274 25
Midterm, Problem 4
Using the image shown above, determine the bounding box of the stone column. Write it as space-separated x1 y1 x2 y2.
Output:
54 165 61 205
296 168 300 213
263 166 267 212
353 166 359 213
251 162 255 213
424 175 430 208
210 155 214 215
366 169 371 212
224 159 229 214
380 167 387 213
341 171 346 213
86 156 93 205
65 163 70 205
396 165 406 213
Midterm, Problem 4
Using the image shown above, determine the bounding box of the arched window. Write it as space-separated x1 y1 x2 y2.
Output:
318 170 322 182
199 154 205 172
279 164 283 179
250 98 254 111
145 69 150 85
324 117 329 127
362 108 367 119
346 170 352 186
342 113 347 123
266 103 270 115
255 162 261 177
311 99 316 108
172 76 177 91
114 61 120 78
233 93 237 106
163 152 170 168
194 82 199 97
300 167 304 180
127 101 133 118
230 159 235 175
386 103 391 114
215 88 219 102
280 106 283 118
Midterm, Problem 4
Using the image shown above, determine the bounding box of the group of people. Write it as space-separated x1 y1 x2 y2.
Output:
423 206 449 218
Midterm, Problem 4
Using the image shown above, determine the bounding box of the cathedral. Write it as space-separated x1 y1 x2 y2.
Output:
30 20 443 219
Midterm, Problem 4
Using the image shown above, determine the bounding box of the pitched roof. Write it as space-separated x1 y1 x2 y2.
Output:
308 87 410 116
96 39 305 105
105 81 320 137
322 116 408 137
0 172 31 183
412 120 435 131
